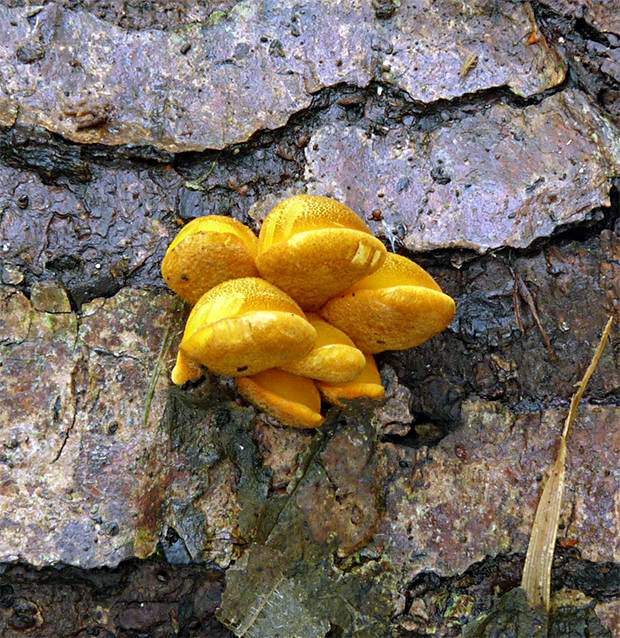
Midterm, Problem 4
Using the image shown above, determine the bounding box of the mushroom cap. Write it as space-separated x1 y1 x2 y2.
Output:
345 251 444 293
257 195 386 310
281 313 366 383
180 277 317 377
318 353 385 406
320 253 456 353
162 215 259 305
236 368 325 429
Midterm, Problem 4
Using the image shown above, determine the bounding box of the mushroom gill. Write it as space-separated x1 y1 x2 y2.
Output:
236 368 325 429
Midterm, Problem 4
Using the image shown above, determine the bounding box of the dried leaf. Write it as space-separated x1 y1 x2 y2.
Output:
219 545 330 638
521 315 614 611
460 52 478 78
526 32 540 45
561 314 614 440
521 445 567 611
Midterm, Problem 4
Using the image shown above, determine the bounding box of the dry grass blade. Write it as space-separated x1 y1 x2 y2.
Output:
521 444 567 611
561 314 614 440
521 314 614 611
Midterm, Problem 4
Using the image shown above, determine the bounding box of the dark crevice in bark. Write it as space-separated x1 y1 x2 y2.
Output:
572 17 615 47
0 123 175 184
0 60 591 188
0 557 233 637
533 1 620 118
380 411 451 449
401 550 619 622
0 78 572 185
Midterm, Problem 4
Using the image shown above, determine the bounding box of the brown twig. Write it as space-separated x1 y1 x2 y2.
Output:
512 277 525 334
510 266 556 360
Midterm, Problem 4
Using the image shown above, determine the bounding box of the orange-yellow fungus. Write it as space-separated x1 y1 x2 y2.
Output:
320 253 456 353
162 195 457 429
236 368 325 429
318 354 385 406
171 349 204 385
256 195 386 310
177 277 316 378
162 215 259 305
281 313 365 383
345 252 443 293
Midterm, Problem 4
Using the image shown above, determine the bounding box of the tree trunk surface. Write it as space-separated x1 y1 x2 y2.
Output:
0 1 618 636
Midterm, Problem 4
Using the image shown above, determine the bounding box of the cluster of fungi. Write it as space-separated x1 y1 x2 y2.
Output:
162 195 456 428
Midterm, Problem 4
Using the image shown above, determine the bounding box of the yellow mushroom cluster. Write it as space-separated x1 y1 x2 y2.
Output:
162 195 456 429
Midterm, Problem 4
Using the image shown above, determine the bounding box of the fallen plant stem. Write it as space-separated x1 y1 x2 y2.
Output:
184 160 217 191
521 314 614 611
511 266 556 360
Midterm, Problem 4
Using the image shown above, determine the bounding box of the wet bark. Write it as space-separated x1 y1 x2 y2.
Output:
0 1 618 636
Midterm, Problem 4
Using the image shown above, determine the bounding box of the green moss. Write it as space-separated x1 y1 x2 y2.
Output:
133 529 158 559
207 10 228 25
170 23 203 36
